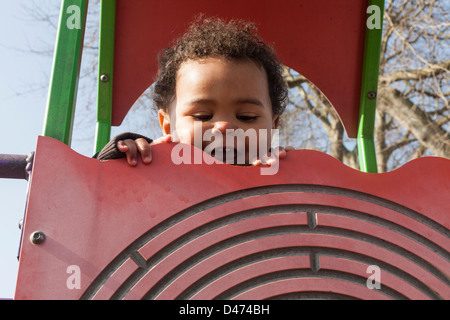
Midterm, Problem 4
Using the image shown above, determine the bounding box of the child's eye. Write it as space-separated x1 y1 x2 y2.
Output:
192 114 212 121
237 115 258 122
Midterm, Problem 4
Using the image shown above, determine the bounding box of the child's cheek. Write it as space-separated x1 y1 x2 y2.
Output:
173 125 197 146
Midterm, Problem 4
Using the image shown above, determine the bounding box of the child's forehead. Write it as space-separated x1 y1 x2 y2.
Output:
178 56 264 73
176 57 268 93
175 57 268 88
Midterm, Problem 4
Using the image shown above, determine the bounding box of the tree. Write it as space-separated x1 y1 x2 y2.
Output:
376 0 449 171
283 0 449 172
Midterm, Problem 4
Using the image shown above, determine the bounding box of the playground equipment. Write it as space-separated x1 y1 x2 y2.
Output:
2 0 449 299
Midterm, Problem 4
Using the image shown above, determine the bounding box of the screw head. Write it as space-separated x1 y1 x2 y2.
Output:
30 231 45 244
100 74 109 82
367 91 377 99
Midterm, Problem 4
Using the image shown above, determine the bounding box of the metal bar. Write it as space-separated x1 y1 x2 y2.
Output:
94 0 116 153
357 0 385 173
42 0 89 146
0 154 27 180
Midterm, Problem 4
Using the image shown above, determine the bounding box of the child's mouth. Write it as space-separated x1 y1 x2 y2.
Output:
208 147 245 165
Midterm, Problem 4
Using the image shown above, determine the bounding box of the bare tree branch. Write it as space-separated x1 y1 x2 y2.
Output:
381 60 449 83
378 86 450 158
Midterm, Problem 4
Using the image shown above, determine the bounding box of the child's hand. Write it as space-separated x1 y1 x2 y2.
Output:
117 135 172 166
252 146 295 166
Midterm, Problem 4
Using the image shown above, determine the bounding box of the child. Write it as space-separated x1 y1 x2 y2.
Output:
95 17 293 167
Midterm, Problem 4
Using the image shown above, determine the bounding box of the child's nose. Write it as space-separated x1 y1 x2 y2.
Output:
211 121 235 134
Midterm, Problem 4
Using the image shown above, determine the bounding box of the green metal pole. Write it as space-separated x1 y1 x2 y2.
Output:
43 0 88 146
94 0 116 153
357 0 385 173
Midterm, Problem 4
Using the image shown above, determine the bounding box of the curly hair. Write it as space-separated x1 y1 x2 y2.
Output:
152 17 287 116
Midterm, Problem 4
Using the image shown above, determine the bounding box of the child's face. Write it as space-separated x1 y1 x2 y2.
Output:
158 57 279 165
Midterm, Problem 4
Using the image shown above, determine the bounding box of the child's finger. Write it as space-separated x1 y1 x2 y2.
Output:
135 138 152 164
271 147 287 159
252 156 272 167
118 139 138 166
273 146 295 159
151 134 172 145
251 158 262 166
117 140 129 152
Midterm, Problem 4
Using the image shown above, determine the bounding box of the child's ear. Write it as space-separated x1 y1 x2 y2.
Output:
272 114 280 129
158 109 171 135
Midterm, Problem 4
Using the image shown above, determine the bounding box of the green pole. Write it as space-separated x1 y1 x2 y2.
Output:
357 0 385 173
42 0 88 145
94 0 116 153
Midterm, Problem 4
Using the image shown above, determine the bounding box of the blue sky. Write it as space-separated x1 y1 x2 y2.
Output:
0 0 57 298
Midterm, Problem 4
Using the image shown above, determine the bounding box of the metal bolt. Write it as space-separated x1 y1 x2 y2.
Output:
100 74 109 82
30 231 45 244
18 219 23 230
367 91 377 99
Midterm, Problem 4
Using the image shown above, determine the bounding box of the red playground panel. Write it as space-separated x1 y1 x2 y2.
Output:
15 137 450 299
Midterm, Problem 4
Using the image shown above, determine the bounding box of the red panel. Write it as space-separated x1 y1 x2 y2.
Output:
14 137 450 299
112 0 368 137
319 257 430 300
232 278 390 300
163 256 312 300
